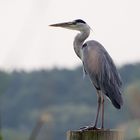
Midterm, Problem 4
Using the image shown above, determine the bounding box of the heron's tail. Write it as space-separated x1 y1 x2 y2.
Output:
103 84 123 109
111 97 122 109
109 89 123 109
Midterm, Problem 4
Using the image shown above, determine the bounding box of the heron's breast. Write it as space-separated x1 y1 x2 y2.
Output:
83 47 101 74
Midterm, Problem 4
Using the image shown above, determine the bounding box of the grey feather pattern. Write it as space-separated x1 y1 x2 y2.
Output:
82 40 123 109
82 64 87 79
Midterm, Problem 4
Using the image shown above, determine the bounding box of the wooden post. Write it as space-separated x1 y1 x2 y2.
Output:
67 130 124 140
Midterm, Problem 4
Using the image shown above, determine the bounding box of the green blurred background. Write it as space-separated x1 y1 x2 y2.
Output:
0 63 140 140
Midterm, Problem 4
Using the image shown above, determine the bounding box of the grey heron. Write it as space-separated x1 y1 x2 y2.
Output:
50 19 123 130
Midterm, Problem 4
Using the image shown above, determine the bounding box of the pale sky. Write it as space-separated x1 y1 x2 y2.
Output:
0 0 140 71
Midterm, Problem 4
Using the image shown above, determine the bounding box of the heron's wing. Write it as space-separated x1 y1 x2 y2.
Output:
100 50 123 108
82 40 123 109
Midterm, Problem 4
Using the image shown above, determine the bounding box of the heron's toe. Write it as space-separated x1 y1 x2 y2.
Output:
79 125 100 131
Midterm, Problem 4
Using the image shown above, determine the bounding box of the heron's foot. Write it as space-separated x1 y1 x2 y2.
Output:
79 125 100 131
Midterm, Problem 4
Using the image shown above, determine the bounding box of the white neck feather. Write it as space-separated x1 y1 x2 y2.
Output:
73 28 90 59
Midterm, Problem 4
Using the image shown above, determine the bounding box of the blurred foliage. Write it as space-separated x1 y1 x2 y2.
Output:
0 134 2 140
119 119 140 140
132 138 140 140
0 63 140 140
2 128 28 140
125 82 140 118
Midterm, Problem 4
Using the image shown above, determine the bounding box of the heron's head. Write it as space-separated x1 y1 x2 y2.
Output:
49 19 90 32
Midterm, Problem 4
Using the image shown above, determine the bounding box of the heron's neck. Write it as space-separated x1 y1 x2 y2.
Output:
73 30 90 58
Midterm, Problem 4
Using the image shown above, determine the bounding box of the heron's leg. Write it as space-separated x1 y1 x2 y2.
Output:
94 90 101 128
101 94 105 129
79 90 102 131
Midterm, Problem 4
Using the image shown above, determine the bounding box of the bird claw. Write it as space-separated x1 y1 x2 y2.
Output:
79 125 101 131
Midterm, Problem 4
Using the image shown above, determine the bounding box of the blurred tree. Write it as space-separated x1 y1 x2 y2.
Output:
119 120 140 140
119 63 140 86
132 138 140 140
29 112 53 140
125 81 140 118
0 63 140 140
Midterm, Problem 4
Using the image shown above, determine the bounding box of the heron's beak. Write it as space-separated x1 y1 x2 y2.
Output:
49 22 74 28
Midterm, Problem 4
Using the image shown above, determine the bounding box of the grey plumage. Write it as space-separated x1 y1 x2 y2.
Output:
50 19 123 129
82 40 123 109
